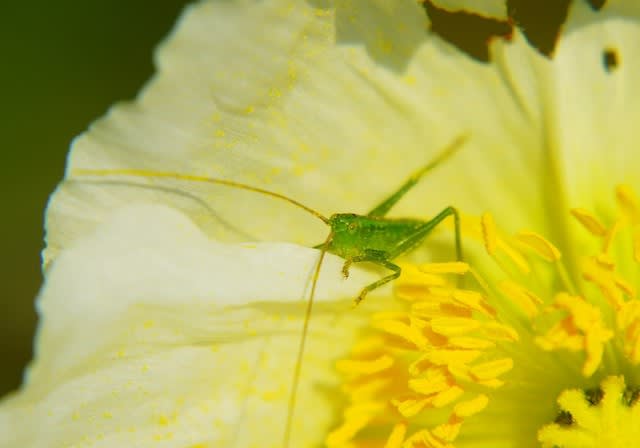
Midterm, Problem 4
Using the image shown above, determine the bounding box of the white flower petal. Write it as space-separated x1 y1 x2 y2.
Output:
47 0 546 266
1 205 381 447
547 1 640 217
430 0 508 20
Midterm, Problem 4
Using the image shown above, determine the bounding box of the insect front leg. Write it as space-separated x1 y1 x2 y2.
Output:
346 250 402 305
341 259 352 279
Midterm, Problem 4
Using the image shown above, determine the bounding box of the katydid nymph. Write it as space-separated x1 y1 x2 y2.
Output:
72 133 467 447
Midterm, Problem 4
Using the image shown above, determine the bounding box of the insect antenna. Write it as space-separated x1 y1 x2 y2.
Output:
283 231 333 448
71 168 330 224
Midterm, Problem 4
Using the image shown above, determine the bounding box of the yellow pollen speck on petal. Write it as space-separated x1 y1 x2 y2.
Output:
516 231 562 262
454 394 489 417
481 212 498 255
384 422 407 448
420 262 470 275
571 208 607 236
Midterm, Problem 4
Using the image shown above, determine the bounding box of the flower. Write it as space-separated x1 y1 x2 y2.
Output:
2 0 640 447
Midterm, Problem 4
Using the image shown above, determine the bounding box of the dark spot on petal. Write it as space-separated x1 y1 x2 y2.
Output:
554 410 574 426
603 47 619 72
587 0 607 10
507 0 571 57
585 387 604 405
623 386 640 406
422 1 512 63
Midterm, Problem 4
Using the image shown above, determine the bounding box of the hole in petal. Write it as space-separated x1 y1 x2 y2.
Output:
507 0 571 56
602 47 619 72
423 1 512 62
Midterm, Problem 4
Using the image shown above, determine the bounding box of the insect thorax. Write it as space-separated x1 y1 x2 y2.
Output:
327 213 425 260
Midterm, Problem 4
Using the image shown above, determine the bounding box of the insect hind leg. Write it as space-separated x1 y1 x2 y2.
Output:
389 206 463 264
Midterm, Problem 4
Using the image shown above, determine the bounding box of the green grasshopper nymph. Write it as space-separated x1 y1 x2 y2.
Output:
72 133 467 447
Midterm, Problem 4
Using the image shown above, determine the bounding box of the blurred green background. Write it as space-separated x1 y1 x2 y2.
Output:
0 0 570 398
0 1 190 397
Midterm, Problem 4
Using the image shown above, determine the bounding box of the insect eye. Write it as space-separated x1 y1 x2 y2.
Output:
348 222 357 231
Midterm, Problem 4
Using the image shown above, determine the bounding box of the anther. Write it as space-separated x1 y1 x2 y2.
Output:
570 208 607 236
481 212 498 255
616 184 640 223
516 231 562 262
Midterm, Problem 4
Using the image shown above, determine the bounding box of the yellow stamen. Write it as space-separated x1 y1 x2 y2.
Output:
432 420 462 442
335 355 394 376
602 220 621 255
408 368 450 395
325 412 373 447
582 258 624 308
515 231 562 262
536 293 613 376
633 228 640 263
496 239 532 274
468 358 513 381
430 317 481 336
384 423 407 448
617 301 640 364
422 349 482 366
616 184 640 223
454 394 489 417
499 280 542 318
481 212 498 255
570 208 607 236
432 386 465 407
331 186 640 447
392 397 432 418
372 319 428 349
420 262 470 275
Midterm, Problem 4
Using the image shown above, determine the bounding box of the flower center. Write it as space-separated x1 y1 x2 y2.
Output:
538 376 640 447
327 185 640 447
